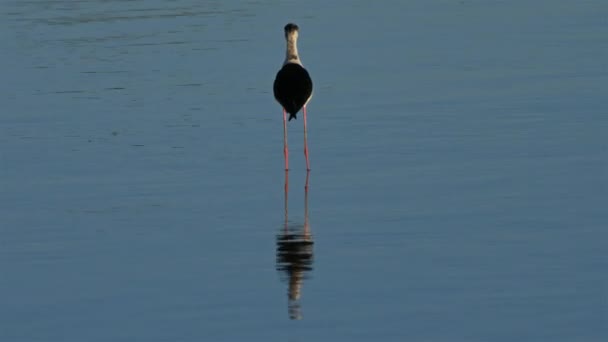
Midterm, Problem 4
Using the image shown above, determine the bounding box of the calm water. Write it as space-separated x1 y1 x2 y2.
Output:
1 0 607 341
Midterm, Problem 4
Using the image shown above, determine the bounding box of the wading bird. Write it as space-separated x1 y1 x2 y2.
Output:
273 23 313 171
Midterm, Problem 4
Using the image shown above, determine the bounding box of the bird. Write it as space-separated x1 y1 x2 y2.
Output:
273 23 313 171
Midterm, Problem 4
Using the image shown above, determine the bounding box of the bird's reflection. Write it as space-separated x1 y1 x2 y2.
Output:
276 171 314 320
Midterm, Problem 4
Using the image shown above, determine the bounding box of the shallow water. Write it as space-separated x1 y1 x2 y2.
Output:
1 0 607 341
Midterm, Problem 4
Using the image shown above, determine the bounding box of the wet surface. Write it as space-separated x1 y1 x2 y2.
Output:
1 0 606 341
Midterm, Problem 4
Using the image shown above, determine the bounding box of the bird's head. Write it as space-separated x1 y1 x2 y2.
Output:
284 23 299 40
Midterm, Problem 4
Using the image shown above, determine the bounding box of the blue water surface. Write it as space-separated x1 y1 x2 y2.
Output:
1 1 606 341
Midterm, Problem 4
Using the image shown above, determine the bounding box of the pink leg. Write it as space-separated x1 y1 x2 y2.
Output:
284 170 289 234
283 109 289 171
303 106 310 171
304 170 310 236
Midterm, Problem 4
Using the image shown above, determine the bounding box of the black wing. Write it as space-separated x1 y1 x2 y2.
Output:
273 63 313 117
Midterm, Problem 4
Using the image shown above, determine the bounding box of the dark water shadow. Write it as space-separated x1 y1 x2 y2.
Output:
276 171 314 320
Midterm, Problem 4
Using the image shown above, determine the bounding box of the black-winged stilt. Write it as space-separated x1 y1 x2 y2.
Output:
273 23 313 171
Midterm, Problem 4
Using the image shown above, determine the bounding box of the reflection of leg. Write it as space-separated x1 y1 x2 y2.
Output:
284 170 289 234
283 109 289 171
303 106 310 171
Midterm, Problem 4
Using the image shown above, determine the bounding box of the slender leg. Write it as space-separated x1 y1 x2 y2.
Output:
284 170 289 234
283 109 289 171
304 170 310 237
303 106 310 171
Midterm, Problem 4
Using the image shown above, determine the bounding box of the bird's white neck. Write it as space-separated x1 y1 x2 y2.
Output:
284 33 302 65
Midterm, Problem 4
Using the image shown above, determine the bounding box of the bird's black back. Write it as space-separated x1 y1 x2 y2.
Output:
273 63 313 120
